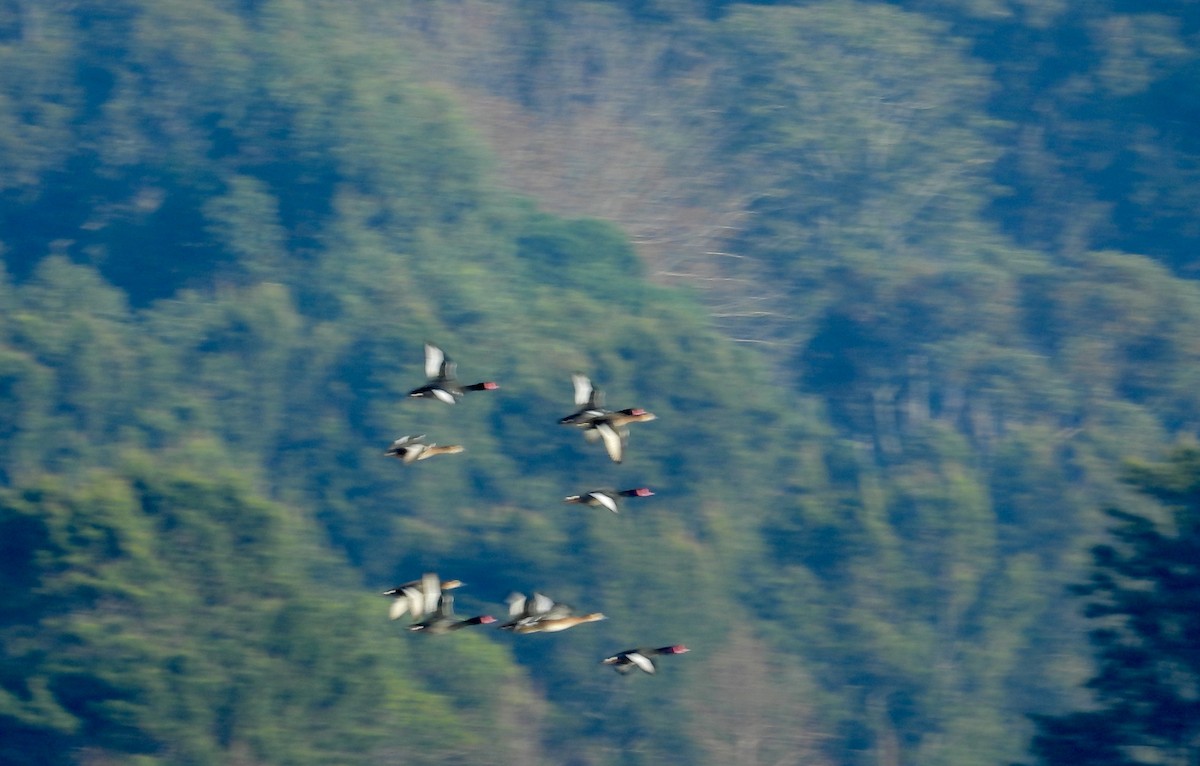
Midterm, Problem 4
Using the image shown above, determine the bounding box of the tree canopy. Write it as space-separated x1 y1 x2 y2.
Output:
1024 448 1200 766
2 1 1200 765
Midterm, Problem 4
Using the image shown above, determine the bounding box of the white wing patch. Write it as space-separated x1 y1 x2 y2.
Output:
592 492 619 514
595 422 625 463
530 592 556 616
628 652 656 674
420 572 442 617
424 343 445 379
572 374 592 406
506 592 527 617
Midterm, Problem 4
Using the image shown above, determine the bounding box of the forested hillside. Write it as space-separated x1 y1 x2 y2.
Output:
2 1 1198 765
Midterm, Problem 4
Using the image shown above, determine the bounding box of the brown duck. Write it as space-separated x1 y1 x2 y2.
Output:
384 434 464 464
500 592 606 634
584 408 657 463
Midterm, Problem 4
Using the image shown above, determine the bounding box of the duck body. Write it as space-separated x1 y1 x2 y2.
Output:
500 592 606 634
407 343 498 404
563 487 654 514
499 592 569 630
558 374 655 462
601 645 689 674
383 573 463 621
558 374 607 427
407 593 495 634
384 434 465 464
584 408 657 463
514 612 607 634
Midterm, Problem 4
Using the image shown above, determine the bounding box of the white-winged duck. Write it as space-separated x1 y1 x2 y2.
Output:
585 408 657 463
383 572 463 621
498 592 570 630
563 487 654 514
514 612 607 634
558 373 607 427
407 342 499 404
601 645 689 674
499 592 606 634
407 593 496 634
384 434 465 464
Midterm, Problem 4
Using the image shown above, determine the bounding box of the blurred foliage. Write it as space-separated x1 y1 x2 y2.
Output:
1 1 1199 765
1023 448 1200 766
0 451 519 766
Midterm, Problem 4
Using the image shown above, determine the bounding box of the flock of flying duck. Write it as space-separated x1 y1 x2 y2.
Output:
381 343 689 676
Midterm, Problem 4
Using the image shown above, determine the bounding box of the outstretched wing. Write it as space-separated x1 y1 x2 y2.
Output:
420 572 443 617
626 651 656 674
424 343 445 379
572 374 593 406
528 592 557 617
388 589 414 620
505 592 528 618
590 491 619 514
595 422 626 463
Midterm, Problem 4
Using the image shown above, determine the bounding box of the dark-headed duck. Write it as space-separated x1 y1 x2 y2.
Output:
601 645 689 674
563 487 654 514
407 593 495 634
383 572 463 621
558 373 607 427
407 343 498 404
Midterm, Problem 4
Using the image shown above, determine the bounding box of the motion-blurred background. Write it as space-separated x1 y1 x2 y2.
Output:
2 2 1199 765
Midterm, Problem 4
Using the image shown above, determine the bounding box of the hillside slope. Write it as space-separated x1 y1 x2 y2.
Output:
3 2 1200 766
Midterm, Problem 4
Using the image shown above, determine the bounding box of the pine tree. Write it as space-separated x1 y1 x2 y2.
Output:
1024 448 1200 766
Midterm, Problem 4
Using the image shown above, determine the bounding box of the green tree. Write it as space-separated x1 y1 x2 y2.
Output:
1023 448 1200 766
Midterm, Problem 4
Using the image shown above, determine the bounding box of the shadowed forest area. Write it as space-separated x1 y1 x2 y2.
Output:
1 1 1199 765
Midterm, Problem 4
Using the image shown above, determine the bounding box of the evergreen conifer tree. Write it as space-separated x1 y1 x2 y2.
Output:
1024 448 1200 766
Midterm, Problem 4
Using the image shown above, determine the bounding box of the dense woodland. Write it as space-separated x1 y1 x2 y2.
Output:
1 1 1199 765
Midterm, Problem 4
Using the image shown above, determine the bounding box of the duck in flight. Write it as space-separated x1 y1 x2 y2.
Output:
384 434 464 464
383 572 463 621
498 592 568 630
584 408 657 463
563 487 654 514
558 373 607 427
600 645 689 675
558 373 655 462
407 593 495 634
407 343 498 404
499 592 606 634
